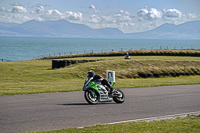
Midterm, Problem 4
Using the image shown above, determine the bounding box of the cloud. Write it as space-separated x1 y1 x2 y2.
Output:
45 9 82 21
148 8 162 19
87 8 132 24
137 6 162 20
9 3 28 13
89 5 95 10
11 6 28 13
64 11 82 20
137 6 182 20
0 3 199 33
89 5 100 13
186 13 198 19
10 3 22 6
119 10 131 16
87 15 100 23
163 9 182 18
0 7 5 11
35 4 46 14
48 9 62 16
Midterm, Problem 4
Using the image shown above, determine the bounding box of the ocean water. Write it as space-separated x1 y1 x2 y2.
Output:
0 37 200 61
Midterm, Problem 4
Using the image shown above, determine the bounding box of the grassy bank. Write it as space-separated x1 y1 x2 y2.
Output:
35 49 200 60
0 56 200 96
29 114 200 133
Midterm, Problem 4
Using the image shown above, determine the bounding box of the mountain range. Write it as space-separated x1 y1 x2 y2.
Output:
0 20 199 39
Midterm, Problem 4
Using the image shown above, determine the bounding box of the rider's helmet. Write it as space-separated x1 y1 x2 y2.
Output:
87 70 95 79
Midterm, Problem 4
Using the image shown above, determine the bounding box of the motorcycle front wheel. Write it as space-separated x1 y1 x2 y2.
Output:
84 89 98 104
113 89 125 103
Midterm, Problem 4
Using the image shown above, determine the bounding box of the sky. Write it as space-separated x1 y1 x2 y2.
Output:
0 0 200 33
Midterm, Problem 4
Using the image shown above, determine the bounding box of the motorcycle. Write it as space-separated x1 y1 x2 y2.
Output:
83 77 125 104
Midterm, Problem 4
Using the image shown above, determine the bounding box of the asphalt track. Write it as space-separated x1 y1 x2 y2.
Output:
1 85 200 133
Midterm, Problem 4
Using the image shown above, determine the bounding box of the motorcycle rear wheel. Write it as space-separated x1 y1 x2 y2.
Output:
84 89 98 104
113 89 125 103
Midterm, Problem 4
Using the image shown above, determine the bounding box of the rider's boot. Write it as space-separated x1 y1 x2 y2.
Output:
109 86 114 96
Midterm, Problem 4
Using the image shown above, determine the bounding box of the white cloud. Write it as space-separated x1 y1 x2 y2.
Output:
0 3 200 33
89 5 100 13
89 5 95 10
163 9 182 18
36 4 45 14
11 3 22 6
11 6 28 13
43 9 83 21
149 8 162 19
64 11 82 20
86 9 132 25
7 13 31 23
48 9 62 16
137 6 149 18
137 6 162 20
119 10 131 16
101 15 114 23
0 7 5 11
87 15 100 23
137 6 182 20
187 13 198 19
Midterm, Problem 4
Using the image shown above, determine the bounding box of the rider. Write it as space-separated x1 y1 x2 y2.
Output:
87 70 114 94
125 53 130 59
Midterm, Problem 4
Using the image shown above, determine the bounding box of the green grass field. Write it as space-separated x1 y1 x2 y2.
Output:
1 53 200 133
36 49 200 60
29 115 200 133
0 56 200 96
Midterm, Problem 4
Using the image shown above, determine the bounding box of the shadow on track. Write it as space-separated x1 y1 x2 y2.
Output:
58 103 89 106
58 102 116 106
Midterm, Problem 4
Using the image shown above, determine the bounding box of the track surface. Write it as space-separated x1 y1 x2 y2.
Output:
1 85 200 133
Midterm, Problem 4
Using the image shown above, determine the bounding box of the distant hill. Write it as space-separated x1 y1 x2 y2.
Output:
0 20 124 38
0 20 199 39
126 21 200 39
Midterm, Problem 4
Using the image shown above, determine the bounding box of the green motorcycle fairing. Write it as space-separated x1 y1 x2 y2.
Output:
110 81 115 86
89 82 103 92
88 81 115 91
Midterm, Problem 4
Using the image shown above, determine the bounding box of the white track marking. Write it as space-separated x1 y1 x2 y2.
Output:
106 111 200 125
77 111 200 128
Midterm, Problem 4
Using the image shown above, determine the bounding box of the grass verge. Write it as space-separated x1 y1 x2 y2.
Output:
35 49 200 60
0 56 200 96
28 114 200 133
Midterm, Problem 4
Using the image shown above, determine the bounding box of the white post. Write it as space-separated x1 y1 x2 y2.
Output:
106 70 115 82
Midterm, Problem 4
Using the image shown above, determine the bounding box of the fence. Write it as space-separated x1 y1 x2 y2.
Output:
0 59 7 62
37 45 197 59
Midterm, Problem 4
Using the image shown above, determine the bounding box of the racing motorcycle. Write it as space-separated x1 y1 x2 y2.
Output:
83 77 125 104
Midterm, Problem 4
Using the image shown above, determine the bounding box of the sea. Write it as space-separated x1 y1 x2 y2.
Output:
0 37 200 61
